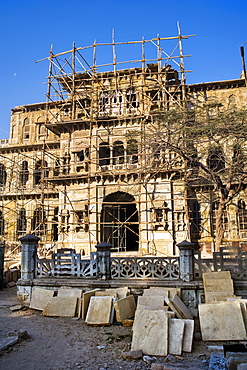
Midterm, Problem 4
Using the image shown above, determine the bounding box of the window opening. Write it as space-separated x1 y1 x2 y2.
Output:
0 164 7 188
127 139 138 163
17 208 27 236
20 161 29 186
32 207 46 236
23 118 30 140
113 141 124 165
99 142 110 166
126 88 137 108
237 200 247 231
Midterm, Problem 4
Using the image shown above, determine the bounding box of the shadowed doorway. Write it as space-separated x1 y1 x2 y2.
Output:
100 191 139 252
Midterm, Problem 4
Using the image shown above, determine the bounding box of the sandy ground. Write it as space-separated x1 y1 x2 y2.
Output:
0 287 211 370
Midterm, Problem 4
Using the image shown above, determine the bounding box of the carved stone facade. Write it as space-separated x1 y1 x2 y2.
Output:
1 59 247 257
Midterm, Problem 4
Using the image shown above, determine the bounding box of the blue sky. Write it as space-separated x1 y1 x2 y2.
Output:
0 0 247 139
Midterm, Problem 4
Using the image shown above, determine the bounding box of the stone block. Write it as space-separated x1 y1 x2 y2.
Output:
101 287 130 300
204 278 234 293
199 301 247 341
203 271 232 280
95 291 118 299
57 287 83 298
182 319 194 353
85 296 113 326
164 296 183 318
143 287 180 297
131 309 168 356
114 295 136 322
137 295 166 310
57 288 83 315
29 287 55 311
205 292 235 303
168 318 185 355
240 302 247 331
82 288 101 319
0 336 19 351
43 296 78 317
170 294 193 319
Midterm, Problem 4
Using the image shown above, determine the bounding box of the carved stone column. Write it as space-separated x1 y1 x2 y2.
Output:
19 234 40 280
96 242 112 280
177 239 195 282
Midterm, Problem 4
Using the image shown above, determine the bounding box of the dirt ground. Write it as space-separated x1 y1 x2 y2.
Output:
0 286 212 370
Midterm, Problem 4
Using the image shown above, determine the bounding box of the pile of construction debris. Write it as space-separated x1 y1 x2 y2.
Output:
27 271 247 368
29 285 194 358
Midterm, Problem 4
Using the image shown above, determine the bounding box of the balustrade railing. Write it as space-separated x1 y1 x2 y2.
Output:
36 249 98 278
19 234 247 282
111 256 180 280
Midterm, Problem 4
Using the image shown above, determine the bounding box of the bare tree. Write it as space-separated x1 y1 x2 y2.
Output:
133 104 247 251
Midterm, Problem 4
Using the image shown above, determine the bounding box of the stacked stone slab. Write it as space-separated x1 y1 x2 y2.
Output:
84 287 133 325
203 271 235 303
199 271 247 341
131 287 194 356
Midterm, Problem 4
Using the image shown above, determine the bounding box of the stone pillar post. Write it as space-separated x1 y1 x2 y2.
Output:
20 234 40 280
96 242 112 280
177 240 195 282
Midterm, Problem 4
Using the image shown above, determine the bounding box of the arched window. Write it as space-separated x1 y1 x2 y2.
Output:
34 160 48 185
237 200 247 231
20 161 29 186
17 208 27 236
207 146 225 173
228 94 236 108
23 118 30 140
0 164 6 188
32 207 46 236
99 142 110 166
113 141 124 165
127 139 138 164
0 210 4 236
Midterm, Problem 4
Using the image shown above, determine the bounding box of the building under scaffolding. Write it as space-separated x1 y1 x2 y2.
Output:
1 30 247 258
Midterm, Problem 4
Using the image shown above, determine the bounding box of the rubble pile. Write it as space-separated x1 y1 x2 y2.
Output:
27 273 247 368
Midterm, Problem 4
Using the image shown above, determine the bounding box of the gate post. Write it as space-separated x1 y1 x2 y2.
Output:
19 234 40 280
96 242 112 280
177 240 195 282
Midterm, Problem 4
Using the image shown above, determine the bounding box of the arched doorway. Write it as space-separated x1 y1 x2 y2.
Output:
100 192 139 252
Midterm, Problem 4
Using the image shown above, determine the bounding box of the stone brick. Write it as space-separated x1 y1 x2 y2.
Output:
85 296 113 326
199 301 247 341
131 309 168 356
114 295 136 321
